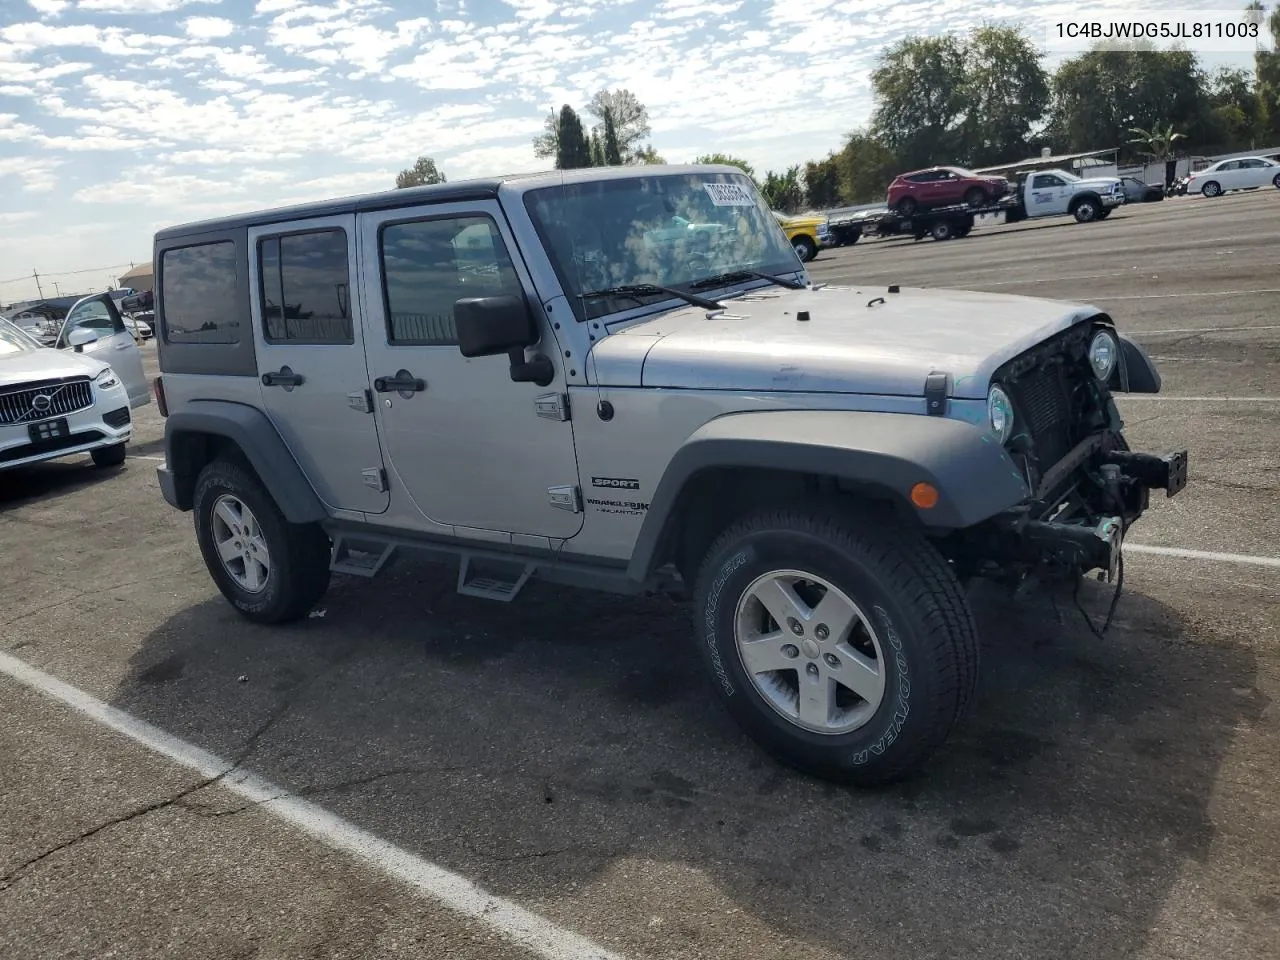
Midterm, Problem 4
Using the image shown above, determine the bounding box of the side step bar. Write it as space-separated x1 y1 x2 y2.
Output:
324 526 670 601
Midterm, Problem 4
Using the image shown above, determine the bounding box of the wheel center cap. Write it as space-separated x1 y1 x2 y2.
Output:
800 638 821 659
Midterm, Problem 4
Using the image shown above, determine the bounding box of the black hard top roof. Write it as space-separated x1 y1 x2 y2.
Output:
153 164 744 242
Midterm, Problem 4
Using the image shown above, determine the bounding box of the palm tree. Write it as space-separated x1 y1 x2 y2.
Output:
1126 122 1187 162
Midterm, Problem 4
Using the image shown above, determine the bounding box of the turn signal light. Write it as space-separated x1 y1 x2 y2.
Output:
910 482 939 509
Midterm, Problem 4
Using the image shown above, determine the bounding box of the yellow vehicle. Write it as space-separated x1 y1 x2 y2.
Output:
771 211 830 263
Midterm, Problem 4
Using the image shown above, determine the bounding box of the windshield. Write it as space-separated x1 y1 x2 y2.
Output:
0 318 42 357
1057 170 1082 182
523 172 801 322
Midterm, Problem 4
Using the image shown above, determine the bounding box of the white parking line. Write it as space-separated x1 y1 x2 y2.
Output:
1132 324 1280 336
1100 289 1280 300
1116 395 1280 402
1125 544 1280 569
0 651 626 960
127 455 166 462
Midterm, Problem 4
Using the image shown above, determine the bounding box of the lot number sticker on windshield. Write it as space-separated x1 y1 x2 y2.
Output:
703 182 755 206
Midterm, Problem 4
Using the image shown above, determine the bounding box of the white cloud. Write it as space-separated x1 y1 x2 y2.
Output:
183 16 235 38
0 210 40 226
0 155 62 192
27 0 71 15
77 0 223 13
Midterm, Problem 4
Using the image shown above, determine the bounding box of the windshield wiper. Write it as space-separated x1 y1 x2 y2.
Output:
688 269 807 292
579 283 724 310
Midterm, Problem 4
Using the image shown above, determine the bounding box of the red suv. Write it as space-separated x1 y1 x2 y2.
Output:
886 166 1010 216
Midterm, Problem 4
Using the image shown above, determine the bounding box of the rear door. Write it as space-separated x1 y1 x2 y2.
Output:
247 215 390 516
56 294 150 407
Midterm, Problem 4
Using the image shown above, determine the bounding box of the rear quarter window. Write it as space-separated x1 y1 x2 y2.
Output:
160 241 241 344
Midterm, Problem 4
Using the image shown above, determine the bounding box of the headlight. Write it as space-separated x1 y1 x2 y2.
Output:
1088 329 1117 380
96 367 120 390
987 384 1014 443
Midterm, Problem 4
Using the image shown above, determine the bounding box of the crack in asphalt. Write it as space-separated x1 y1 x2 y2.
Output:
0 696 298 892
172 767 431 818
0 572 176 630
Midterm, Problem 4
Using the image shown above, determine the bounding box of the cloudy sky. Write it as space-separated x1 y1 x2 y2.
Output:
0 0 1263 303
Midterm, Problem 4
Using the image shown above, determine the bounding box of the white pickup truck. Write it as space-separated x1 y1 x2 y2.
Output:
1010 168 1126 224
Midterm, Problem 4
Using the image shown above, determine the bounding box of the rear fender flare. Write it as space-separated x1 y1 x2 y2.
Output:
161 400 327 523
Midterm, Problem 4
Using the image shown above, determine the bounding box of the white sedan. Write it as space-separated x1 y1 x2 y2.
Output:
1185 156 1280 197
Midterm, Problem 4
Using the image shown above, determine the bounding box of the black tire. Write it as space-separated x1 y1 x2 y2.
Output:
192 458 331 624
964 187 988 208
91 443 127 468
1272 173 1280 189
1201 180 1222 198
1095 208 1112 220
792 235 817 263
1071 197 1100 222
930 220 954 241
692 503 980 786
896 197 917 217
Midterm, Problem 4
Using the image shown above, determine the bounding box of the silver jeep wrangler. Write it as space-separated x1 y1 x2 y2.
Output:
152 165 1188 785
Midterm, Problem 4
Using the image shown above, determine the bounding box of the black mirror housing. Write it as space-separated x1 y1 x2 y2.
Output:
455 295 538 358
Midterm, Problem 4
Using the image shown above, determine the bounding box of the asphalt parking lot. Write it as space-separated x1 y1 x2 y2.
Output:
3 191 1278 960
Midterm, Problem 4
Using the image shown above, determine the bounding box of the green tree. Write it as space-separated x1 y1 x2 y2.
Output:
589 128 605 166
586 89 651 162
1047 45 1207 158
602 107 623 165
803 155 842 209
395 156 447 189
870 33 967 169
1251 2 1280 138
759 166 804 212
631 144 666 164
694 153 755 177
532 109 559 160
554 105 593 169
835 130 899 204
961 25 1051 166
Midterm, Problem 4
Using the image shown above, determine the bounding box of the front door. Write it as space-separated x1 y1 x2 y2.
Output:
1029 173 1069 215
358 200 584 540
247 215 389 515
57 294 150 407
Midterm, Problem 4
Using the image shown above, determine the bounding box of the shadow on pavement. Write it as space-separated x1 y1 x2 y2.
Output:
0 458 129 511
109 559 1263 959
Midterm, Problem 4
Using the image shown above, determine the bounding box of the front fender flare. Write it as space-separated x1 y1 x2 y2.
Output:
1111 334 1162 393
627 409 1030 581
159 400 327 524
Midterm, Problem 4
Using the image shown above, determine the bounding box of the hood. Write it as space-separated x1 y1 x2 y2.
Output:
0 344 105 391
1074 176 1121 189
587 283 1105 399
779 215 828 229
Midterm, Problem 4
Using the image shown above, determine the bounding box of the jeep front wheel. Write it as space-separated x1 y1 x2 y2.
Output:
193 458 332 624
692 505 979 786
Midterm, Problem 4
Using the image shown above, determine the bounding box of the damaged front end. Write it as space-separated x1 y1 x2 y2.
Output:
946 318 1189 588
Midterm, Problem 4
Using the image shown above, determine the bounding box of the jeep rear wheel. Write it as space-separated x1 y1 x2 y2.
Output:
193 458 331 624
692 504 979 786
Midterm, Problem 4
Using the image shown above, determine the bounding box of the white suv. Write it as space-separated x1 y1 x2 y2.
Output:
0 309 143 472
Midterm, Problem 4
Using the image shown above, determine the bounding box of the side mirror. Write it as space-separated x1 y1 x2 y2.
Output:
454 294 554 387
66 327 98 350
455 295 537 358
